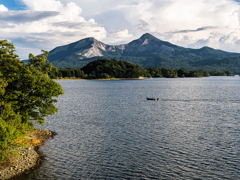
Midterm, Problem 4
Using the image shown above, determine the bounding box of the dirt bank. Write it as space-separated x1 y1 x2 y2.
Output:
0 129 55 180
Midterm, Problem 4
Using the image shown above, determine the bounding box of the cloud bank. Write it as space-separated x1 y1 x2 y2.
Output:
1 0 240 59
0 1 107 59
109 0 240 52
0 11 60 23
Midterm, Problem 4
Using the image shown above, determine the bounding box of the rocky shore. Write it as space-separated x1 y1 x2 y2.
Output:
0 129 55 180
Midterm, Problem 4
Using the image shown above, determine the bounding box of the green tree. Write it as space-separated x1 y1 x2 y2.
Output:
28 50 57 74
81 59 150 78
58 71 63 78
75 69 84 78
147 67 163 77
100 73 110 78
224 71 234 76
162 68 177 78
0 40 64 126
0 73 24 164
177 68 190 77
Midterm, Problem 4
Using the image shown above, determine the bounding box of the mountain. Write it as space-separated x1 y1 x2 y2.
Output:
24 33 240 74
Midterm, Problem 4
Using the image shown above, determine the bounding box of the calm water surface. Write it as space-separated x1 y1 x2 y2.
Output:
17 77 240 179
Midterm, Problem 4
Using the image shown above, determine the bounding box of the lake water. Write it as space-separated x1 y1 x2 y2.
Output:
17 77 240 179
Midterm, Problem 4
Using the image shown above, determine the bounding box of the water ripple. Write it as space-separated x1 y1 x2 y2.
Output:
17 77 240 180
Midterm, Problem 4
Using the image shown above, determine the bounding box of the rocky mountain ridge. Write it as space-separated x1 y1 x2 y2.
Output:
23 33 240 74
48 33 181 61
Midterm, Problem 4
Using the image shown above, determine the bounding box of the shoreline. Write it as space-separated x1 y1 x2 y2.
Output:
0 129 55 180
53 77 147 81
52 75 237 81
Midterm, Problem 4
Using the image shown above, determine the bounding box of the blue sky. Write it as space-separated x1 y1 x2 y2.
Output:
0 0 26 10
1 0 240 59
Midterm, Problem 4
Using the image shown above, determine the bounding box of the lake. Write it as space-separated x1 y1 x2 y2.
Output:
17 76 240 179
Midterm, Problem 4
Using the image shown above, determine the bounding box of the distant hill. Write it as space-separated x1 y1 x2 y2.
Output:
22 33 240 74
81 59 150 78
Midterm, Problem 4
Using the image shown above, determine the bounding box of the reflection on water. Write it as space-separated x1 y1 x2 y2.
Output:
17 77 240 179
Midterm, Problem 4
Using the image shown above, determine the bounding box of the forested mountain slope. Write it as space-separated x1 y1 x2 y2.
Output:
22 33 240 74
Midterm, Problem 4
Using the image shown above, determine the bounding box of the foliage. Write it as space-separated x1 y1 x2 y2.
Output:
0 41 64 125
51 59 152 79
146 67 211 78
0 116 22 164
146 67 163 77
81 59 151 78
0 40 64 164
210 71 234 76
52 68 85 79
28 50 57 74
49 59 234 79
0 72 23 164
161 68 178 78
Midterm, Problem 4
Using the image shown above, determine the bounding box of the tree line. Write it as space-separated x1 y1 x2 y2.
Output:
0 40 64 165
48 59 234 79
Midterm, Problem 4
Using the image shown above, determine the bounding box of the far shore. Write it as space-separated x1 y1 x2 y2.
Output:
53 77 147 81
53 75 238 81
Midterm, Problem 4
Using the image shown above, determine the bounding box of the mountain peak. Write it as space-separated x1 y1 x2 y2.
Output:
39 33 240 74
70 36 106 49
140 33 159 40
200 46 213 50
81 37 97 43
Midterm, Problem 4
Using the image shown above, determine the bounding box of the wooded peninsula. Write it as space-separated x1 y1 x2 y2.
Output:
48 59 234 79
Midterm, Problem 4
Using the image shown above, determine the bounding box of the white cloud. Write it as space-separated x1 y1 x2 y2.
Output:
0 11 60 23
60 0 240 53
0 4 8 11
105 29 134 44
107 0 240 52
115 0 239 33
59 0 139 17
2 0 240 59
0 0 107 59
22 0 63 11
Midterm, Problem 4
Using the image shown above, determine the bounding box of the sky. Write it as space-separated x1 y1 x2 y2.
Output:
1 0 240 59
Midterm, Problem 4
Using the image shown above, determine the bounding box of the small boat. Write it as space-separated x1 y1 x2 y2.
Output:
146 97 159 101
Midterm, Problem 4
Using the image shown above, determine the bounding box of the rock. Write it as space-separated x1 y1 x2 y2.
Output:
0 129 56 180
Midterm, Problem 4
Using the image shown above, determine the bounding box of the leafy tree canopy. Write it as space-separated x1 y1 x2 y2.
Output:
0 40 64 164
81 59 151 78
0 40 64 126
0 72 23 164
